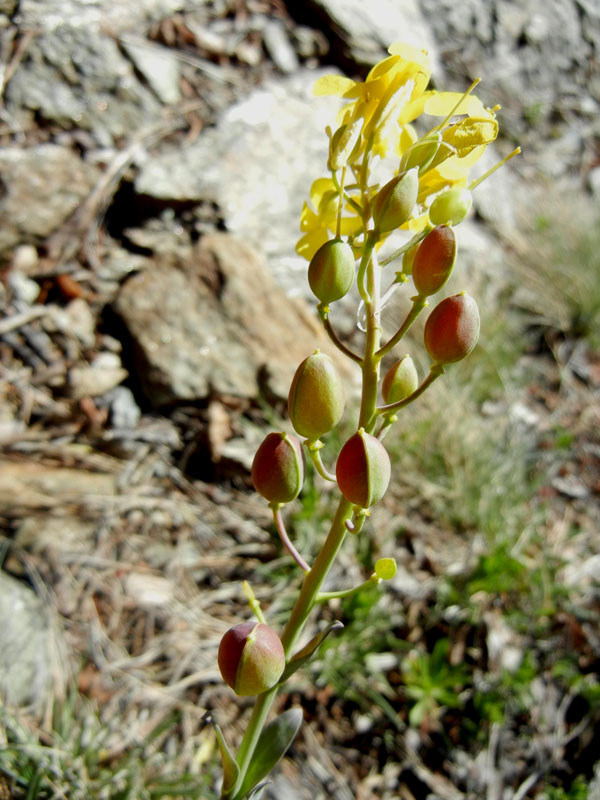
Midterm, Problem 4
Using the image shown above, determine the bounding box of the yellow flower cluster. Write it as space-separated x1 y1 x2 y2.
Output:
297 42 500 261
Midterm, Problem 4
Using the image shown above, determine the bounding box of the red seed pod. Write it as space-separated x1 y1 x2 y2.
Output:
424 292 480 365
428 188 472 226
412 225 457 297
308 239 355 304
218 621 285 697
336 428 391 508
372 168 419 234
251 432 305 504
288 351 344 441
381 355 419 405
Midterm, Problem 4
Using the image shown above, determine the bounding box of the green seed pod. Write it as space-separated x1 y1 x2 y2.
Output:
428 188 473 226
372 168 419 234
218 621 285 697
424 292 480 364
251 432 305 504
328 118 363 171
381 355 419 404
288 351 344 441
308 239 355 304
412 225 457 297
336 428 391 509
399 132 442 174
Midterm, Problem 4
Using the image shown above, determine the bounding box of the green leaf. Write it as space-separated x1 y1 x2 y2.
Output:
204 713 239 795
235 708 303 799
279 621 344 683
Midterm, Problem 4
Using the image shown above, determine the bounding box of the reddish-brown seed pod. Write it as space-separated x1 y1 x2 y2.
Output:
381 355 419 405
251 432 305 504
218 621 285 697
308 238 355 304
288 351 344 441
412 225 456 297
424 292 480 365
336 429 391 508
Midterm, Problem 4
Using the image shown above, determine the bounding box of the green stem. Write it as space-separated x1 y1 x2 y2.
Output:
317 305 362 365
316 574 379 603
376 366 443 416
271 505 310 574
307 442 336 482
376 294 427 359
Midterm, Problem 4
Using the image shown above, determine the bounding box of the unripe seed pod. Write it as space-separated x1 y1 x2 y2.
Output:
399 133 442 174
429 188 472 226
372 168 419 234
382 355 419 404
412 225 457 296
336 428 391 508
402 241 419 275
251 432 305 504
424 292 480 364
288 351 344 441
218 621 285 697
308 239 355 304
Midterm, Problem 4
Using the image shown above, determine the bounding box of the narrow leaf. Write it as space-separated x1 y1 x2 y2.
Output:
203 713 239 795
235 708 303 799
279 621 344 683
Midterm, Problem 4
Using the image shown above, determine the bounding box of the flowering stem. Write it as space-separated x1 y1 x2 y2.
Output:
316 573 380 603
379 227 430 267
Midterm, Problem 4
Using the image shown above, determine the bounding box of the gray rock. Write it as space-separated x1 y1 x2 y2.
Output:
5 25 161 146
134 69 341 298
0 144 100 254
121 35 182 105
307 0 440 75
113 232 355 406
0 571 56 707
17 0 189 33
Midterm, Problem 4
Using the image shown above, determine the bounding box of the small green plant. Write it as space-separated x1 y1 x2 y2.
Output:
401 638 469 727
209 41 519 798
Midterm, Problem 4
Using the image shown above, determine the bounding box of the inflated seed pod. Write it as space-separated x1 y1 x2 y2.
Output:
412 225 456 297
424 292 480 365
251 432 305 504
308 239 355 304
381 355 419 404
218 621 285 697
428 188 472 226
399 132 441 174
336 428 391 508
288 351 344 441
372 168 419 234
402 241 420 275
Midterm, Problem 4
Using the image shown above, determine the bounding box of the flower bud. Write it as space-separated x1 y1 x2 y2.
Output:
372 168 419 234
288 351 344 441
218 621 285 697
336 428 391 508
251 432 305 504
424 292 480 364
308 239 355 304
412 225 456 297
399 133 441 174
428 188 472 226
328 118 363 171
381 355 418 404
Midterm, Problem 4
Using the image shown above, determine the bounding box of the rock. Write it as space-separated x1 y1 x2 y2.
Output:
134 69 339 298
0 571 58 707
302 0 440 75
68 352 128 401
113 232 356 406
0 145 99 254
17 0 189 33
121 35 182 105
4 25 161 146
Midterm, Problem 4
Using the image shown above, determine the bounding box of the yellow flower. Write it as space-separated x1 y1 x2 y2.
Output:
298 42 503 259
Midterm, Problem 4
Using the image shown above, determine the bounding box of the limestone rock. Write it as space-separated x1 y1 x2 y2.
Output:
113 232 356 406
0 145 99 254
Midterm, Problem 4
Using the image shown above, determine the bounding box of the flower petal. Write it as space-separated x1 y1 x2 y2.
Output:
313 74 358 96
